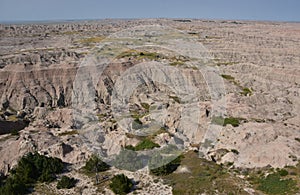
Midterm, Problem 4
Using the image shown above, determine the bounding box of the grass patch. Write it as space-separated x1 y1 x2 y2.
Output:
140 103 150 111
162 151 250 194
169 61 185 66
150 155 182 176
221 74 235 80
241 87 252 96
212 116 244 127
245 165 300 195
257 173 297 194
220 74 254 96
125 138 160 151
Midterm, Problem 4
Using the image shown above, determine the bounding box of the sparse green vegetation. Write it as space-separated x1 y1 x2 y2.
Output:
220 74 254 96
109 174 133 195
257 173 297 194
83 154 110 173
0 152 64 194
117 50 162 61
56 176 77 189
132 118 143 130
140 103 150 111
169 61 185 66
97 113 107 122
125 138 159 151
134 139 160 151
169 95 181 103
231 149 239 155
161 151 249 195
212 116 244 127
245 165 300 195
150 155 182 176
241 87 252 96
278 169 289 176
221 74 235 80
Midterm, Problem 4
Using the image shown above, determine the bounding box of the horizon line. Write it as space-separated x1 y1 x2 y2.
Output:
1 17 300 25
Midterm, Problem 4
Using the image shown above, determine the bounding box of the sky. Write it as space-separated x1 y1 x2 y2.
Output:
0 0 299 22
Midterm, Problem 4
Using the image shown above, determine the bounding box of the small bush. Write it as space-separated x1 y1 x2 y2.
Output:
150 156 182 176
278 169 288 177
109 174 133 194
57 176 77 189
241 87 252 96
0 152 64 194
231 149 239 155
83 154 110 173
224 117 240 127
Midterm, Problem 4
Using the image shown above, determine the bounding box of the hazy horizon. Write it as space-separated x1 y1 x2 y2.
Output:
0 0 299 23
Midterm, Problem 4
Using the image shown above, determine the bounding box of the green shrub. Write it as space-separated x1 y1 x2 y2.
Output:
109 174 133 194
57 176 77 189
231 149 239 155
0 152 64 194
83 154 110 173
150 155 182 176
241 88 252 96
224 117 240 127
14 152 64 183
278 169 288 177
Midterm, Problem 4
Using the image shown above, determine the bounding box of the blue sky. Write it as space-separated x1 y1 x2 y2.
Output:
0 0 299 22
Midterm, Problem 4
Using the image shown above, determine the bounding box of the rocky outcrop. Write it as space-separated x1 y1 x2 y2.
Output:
0 19 299 175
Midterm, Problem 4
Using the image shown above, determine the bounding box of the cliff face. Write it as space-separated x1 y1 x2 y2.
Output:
0 19 299 176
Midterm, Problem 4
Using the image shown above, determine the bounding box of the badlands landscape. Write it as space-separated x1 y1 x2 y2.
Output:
0 19 300 194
